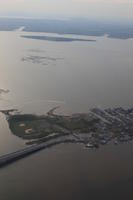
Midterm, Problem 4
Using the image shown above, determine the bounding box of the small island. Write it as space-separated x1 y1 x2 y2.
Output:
21 35 96 42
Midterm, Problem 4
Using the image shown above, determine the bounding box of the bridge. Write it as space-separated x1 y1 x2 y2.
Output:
0 137 85 168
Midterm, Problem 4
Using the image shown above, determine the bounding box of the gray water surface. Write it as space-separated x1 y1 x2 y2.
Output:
0 31 133 199
1 143 133 200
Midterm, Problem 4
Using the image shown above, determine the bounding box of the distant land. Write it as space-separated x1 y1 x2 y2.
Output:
21 35 96 42
0 18 133 39
0 88 10 95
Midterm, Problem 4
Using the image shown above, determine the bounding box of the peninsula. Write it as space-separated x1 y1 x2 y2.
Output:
0 106 133 167
2 106 133 147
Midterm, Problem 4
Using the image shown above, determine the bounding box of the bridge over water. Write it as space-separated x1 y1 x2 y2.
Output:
0 137 84 168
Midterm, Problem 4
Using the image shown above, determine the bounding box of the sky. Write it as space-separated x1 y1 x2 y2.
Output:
0 0 133 21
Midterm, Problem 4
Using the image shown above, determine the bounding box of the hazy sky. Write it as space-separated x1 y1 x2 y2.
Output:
0 0 133 21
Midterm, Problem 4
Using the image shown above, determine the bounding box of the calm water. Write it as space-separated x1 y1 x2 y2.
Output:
1 143 133 200
0 30 133 199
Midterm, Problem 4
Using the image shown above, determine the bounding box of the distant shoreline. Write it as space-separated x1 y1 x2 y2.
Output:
0 18 133 39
